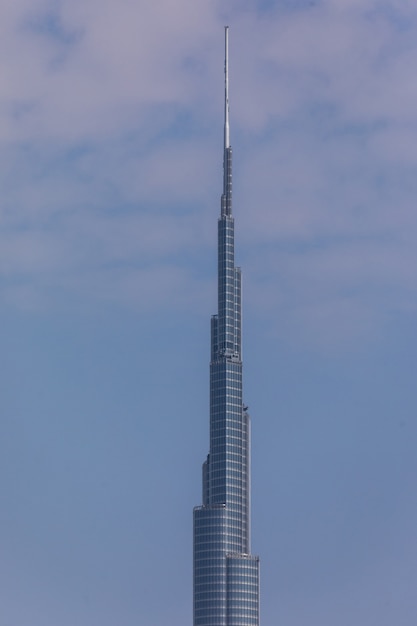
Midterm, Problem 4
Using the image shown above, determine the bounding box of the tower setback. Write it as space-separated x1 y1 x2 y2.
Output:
193 27 260 626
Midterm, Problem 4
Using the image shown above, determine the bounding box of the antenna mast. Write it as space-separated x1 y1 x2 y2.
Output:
222 26 232 214
224 26 230 150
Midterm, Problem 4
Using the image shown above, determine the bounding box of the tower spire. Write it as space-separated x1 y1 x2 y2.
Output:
193 27 260 626
224 25 230 150
222 25 232 215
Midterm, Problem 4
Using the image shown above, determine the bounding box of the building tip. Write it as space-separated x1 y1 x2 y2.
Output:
224 24 230 151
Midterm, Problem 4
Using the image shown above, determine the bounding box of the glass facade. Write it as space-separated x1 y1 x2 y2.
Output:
193 27 260 626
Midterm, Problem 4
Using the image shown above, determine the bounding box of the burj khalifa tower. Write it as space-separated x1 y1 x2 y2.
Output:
193 27 260 626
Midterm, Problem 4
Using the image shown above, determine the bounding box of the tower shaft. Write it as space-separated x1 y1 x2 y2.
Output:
193 27 260 626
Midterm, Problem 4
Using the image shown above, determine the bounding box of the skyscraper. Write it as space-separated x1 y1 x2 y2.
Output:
193 27 260 626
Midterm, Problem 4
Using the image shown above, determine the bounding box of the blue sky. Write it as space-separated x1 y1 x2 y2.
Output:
1 1 417 625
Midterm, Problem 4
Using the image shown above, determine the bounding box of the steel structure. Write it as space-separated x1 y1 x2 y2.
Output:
193 26 260 626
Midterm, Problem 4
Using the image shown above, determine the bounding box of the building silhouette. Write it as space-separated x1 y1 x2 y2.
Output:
193 26 260 626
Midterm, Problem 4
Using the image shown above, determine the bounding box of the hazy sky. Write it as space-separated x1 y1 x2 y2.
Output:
1 1 416 625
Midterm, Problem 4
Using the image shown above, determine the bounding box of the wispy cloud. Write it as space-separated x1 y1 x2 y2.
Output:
0 0 416 347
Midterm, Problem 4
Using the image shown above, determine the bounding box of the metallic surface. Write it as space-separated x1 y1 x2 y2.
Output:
193 26 260 626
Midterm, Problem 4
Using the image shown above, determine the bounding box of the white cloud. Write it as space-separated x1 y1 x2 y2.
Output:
0 0 416 346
